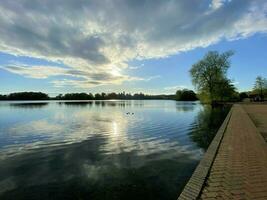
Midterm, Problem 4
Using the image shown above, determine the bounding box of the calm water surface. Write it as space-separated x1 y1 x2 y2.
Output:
0 100 229 200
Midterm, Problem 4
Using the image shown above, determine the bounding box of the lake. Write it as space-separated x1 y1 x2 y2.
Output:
0 100 229 200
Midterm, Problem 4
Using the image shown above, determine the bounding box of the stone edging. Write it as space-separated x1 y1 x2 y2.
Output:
178 106 233 200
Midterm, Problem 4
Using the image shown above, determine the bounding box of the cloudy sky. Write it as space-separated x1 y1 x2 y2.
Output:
0 0 267 95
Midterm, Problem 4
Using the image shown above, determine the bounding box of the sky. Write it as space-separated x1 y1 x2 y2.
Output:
0 0 267 95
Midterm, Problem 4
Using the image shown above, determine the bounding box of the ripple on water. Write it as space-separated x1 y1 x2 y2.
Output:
0 100 229 200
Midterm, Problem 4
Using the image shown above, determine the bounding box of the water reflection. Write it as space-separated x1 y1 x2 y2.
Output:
0 100 229 200
58 101 93 107
55 100 142 108
175 101 197 112
0 135 198 200
9 102 48 109
189 105 230 150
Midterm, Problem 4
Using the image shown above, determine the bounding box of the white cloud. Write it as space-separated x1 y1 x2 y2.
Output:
51 75 161 88
129 63 144 70
232 81 240 85
164 85 188 91
1 64 69 79
0 0 266 88
2 63 145 87
129 66 140 70
141 75 161 82
209 0 228 10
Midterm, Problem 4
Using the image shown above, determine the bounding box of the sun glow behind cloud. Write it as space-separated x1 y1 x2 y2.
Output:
0 0 267 89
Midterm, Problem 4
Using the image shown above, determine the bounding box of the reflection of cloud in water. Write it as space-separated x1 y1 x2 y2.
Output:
0 134 200 199
9 120 63 136
0 100 218 200
2 107 202 162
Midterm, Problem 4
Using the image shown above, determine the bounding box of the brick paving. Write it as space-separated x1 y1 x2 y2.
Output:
200 104 267 200
243 104 267 142
178 107 232 200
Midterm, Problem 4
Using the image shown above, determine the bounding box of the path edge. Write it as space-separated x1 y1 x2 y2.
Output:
177 106 233 200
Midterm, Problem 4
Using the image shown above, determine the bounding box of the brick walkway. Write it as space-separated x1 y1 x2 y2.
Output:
200 104 267 199
243 104 267 142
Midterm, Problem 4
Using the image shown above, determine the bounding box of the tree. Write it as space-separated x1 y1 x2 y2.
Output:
190 51 235 104
101 93 106 99
254 76 267 100
55 94 63 100
175 89 198 101
94 93 102 100
214 78 237 102
239 92 249 101
7 92 49 100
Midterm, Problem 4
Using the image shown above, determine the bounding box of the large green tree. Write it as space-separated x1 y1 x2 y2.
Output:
190 51 235 104
254 76 267 100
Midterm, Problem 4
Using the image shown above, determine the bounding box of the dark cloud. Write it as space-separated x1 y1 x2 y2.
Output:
0 0 266 87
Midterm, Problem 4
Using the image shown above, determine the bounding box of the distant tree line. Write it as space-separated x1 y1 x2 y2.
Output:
1 87 263 102
0 92 49 100
2 52 265 103
0 92 176 101
55 92 176 100
0 91 200 101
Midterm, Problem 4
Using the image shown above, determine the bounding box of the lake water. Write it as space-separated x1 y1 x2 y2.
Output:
0 100 229 200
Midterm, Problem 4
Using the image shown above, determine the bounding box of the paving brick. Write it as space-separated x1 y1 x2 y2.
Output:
200 104 267 200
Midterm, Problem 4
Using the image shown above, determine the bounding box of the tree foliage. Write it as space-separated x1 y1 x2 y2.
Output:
55 92 175 100
239 92 249 100
190 51 236 103
175 89 198 101
0 92 49 100
0 92 177 101
213 78 238 101
253 76 267 99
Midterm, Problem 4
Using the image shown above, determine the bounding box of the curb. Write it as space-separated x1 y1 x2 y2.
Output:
178 106 233 200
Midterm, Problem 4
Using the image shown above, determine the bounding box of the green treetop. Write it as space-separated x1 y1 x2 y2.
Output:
190 51 236 104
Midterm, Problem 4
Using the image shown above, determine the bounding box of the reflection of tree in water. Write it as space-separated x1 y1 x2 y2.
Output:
175 102 197 112
189 105 230 150
9 103 48 109
58 101 93 107
56 100 142 108
95 100 139 108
